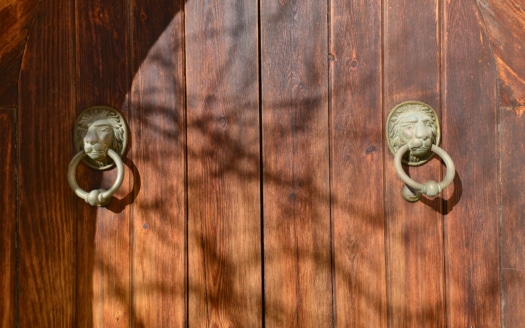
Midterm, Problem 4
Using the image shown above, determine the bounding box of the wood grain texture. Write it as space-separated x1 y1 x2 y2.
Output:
129 0 186 326
9 1 525 326
261 1 332 326
17 0 77 326
74 0 132 326
483 2 525 325
329 1 387 326
383 0 445 326
185 0 262 326
500 104 525 328
476 2 525 322
442 0 501 326
475 0 525 106
0 109 15 328
0 0 39 106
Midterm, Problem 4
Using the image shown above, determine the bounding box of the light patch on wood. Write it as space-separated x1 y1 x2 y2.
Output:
515 106 525 118
503 106 525 119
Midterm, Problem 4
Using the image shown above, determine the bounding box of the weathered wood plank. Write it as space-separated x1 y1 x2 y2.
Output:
500 104 525 328
383 0 445 326
476 6 525 324
17 0 77 325
74 0 132 326
260 1 332 326
129 0 186 326
0 0 39 106
185 0 262 326
0 109 15 328
475 0 525 106
442 0 501 326
481 3 525 325
329 0 387 326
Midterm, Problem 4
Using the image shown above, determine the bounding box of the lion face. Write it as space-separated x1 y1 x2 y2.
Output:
396 111 435 158
83 119 114 162
73 106 127 170
387 102 439 165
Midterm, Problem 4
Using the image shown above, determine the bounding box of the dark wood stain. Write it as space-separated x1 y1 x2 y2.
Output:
0 0 39 106
0 109 16 327
17 0 77 326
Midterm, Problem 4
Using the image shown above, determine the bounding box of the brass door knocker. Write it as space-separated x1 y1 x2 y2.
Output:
67 106 128 206
386 101 455 201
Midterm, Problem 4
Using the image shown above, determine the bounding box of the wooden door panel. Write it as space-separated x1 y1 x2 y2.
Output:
330 0 387 326
261 1 332 327
383 1 446 326
0 0 38 106
500 105 525 328
17 0 77 326
74 0 133 326
479 1 525 325
129 0 186 326
442 0 500 326
8 0 525 326
0 109 16 327
185 0 262 326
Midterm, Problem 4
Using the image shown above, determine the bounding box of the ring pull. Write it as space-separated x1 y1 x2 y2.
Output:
68 149 125 206
67 106 128 206
386 101 456 202
394 144 455 202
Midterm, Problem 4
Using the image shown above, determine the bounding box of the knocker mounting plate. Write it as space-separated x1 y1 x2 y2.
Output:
73 106 128 170
386 101 441 166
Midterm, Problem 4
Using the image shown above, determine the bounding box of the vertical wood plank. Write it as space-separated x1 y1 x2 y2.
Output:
383 0 445 326
442 0 501 326
129 0 186 326
261 1 332 326
329 1 387 326
74 0 132 326
17 0 77 326
0 109 15 327
185 0 262 326
500 104 525 328
0 0 39 106
487 2 525 325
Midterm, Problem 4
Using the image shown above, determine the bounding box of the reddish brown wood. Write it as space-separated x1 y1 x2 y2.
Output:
442 0 501 326
476 0 525 106
185 0 262 326
383 0 445 326
129 0 187 326
329 1 387 326
500 104 525 328
9 1 525 326
487 2 525 324
477 2 525 326
74 0 132 326
0 109 15 327
17 0 77 326
0 0 39 106
261 1 332 327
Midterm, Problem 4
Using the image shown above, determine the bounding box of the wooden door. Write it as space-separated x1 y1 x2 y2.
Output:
2 0 525 327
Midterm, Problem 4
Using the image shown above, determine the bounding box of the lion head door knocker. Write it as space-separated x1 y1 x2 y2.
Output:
386 101 455 202
67 106 128 206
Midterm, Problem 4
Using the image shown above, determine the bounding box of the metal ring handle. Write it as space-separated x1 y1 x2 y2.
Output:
67 149 124 206
394 144 455 198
